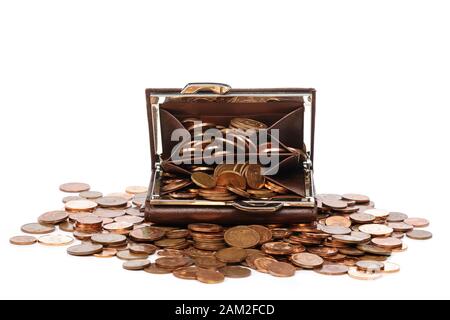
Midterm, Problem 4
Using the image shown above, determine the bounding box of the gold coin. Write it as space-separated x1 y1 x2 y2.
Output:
348 267 382 280
267 261 296 277
224 226 260 248
67 243 103 256
123 259 151 271
65 200 98 212
196 269 225 284
191 172 217 189
404 217 429 228
10 235 37 245
59 182 91 193
125 186 148 195
21 223 55 235
325 216 351 228
38 211 69 225
38 234 74 246
219 266 251 278
94 248 118 258
358 224 393 237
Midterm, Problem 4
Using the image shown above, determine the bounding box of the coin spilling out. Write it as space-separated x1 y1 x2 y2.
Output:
10 186 432 284
59 182 91 193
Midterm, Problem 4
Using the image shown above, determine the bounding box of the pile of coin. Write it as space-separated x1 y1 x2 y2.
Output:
10 185 432 283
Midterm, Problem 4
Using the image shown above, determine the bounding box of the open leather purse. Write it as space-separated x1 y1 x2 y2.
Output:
145 83 317 225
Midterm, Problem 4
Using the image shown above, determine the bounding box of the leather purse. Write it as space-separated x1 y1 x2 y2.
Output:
144 83 317 225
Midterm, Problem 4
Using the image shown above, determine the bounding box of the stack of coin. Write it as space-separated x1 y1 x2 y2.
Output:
10 186 433 283
188 223 226 251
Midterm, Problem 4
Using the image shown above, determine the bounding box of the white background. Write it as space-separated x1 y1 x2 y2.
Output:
0 0 449 300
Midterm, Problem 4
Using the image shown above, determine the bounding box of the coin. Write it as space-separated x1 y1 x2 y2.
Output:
21 223 55 235
191 172 217 189
197 269 225 284
173 266 199 280
114 215 145 225
383 262 400 273
314 264 349 275
117 250 149 261
357 244 392 256
59 182 91 193
404 217 430 228
338 247 365 256
245 164 265 189
96 196 128 208
319 225 352 235
265 181 288 194
290 253 324 269
216 172 247 189
169 192 198 199
91 233 127 246
125 207 144 217
349 213 375 224
356 260 384 273
155 256 191 269
267 261 296 277
94 208 126 219
65 200 98 212
73 231 95 241
67 243 103 256
107 192 135 201
215 247 247 263
217 266 250 278
371 237 403 249
224 226 260 248
392 243 408 252
123 259 151 271
363 208 389 219
322 199 348 209
342 194 370 204
166 229 190 239
348 267 382 280
38 211 69 225
248 225 272 244
254 257 278 273
358 224 393 236
161 180 192 194
129 244 157 255
103 222 134 234
125 186 148 195
387 212 408 222
188 223 223 233
94 248 118 258
144 264 172 274
129 227 165 242
59 221 75 232
38 234 74 246
307 246 339 257
10 235 37 245
406 230 433 240
262 242 293 255
226 186 251 198
62 195 83 203
387 222 414 232
195 256 226 270
79 191 103 199
325 216 351 228
230 118 268 130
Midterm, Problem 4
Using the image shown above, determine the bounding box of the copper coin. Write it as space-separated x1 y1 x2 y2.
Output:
290 253 324 269
245 164 265 190
123 259 151 271
322 198 348 209
323 253 347 262
215 247 247 263
226 186 251 198
117 250 149 261
195 256 226 270
404 217 430 228
387 222 414 232
129 244 157 255
371 237 403 249
216 172 246 189
157 249 185 257
332 206 360 214
224 226 260 248
169 192 198 199
129 227 165 242
267 261 296 277
21 223 55 235
38 234 74 246
125 186 148 195
191 172 217 189
144 264 171 274
197 269 225 284
254 257 278 273
230 117 268 130
73 231 95 241
406 230 433 240
62 195 83 203
173 266 199 280
333 231 371 244
94 248 118 258
219 266 251 278
75 216 103 226
341 193 370 204
188 223 223 233
68 212 91 222
363 208 389 219
79 191 103 199
67 243 103 256
307 246 339 257
356 244 392 256
125 207 144 217
356 260 384 273
391 231 405 239
91 233 127 246
161 180 192 194
65 200 98 212
155 256 191 269
248 225 272 244
349 213 376 224
38 211 69 225
114 215 145 225
166 229 190 239
265 181 288 194
387 212 409 222
319 225 351 235
103 222 134 233
96 196 128 208
325 216 351 228
59 182 91 193
94 208 126 219
348 267 382 280
59 221 75 232
339 247 365 256
10 235 37 245
383 262 400 273
315 264 349 275
358 224 393 236
262 242 293 255
107 192 134 201
392 243 408 252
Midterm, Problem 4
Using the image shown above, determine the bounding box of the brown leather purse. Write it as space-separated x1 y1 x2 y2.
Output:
144 83 317 225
